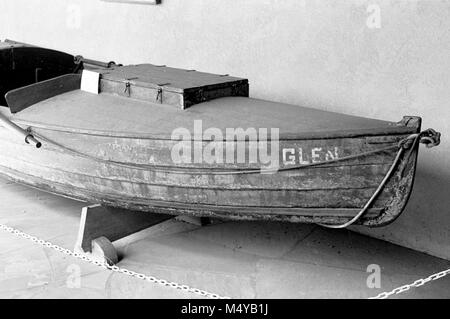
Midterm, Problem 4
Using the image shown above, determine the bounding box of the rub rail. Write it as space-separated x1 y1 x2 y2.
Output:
0 112 41 148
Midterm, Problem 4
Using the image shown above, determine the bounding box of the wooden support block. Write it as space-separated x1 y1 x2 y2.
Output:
74 204 173 264
92 236 119 266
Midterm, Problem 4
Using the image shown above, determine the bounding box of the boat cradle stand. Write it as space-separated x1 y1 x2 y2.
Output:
74 205 212 265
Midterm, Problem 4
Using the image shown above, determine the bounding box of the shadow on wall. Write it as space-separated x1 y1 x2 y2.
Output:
355 162 450 261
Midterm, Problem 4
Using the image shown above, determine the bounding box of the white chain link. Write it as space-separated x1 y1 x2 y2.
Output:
3 221 448 300
369 268 450 299
0 222 230 299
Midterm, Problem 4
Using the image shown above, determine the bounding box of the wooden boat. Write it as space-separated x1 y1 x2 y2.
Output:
0 40 441 228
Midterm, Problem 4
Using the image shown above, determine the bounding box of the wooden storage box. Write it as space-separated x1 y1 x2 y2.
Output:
98 64 249 109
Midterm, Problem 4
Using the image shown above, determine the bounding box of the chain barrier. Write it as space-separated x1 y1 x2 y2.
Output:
1 221 449 299
369 268 450 299
0 222 230 299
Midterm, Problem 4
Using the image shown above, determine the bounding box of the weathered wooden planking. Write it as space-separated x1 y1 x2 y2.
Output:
0 158 384 208
0 128 395 204
0 164 384 221
11 127 400 169
0 124 417 227
0 118 404 210
0 138 394 191
0 124 397 182
5 74 81 113
0 110 416 221
0 138 414 226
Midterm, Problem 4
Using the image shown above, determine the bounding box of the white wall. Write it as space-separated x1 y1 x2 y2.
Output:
0 0 449 259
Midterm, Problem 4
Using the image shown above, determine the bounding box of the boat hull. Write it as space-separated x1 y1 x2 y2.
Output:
0 116 420 227
0 40 425 227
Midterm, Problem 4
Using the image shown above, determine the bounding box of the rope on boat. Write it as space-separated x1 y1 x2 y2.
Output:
30 130 420 175
318 147 405 229
318 129 440 229
31 128 440 228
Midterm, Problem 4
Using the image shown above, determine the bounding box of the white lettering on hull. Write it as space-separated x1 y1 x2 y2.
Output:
282 147 340 165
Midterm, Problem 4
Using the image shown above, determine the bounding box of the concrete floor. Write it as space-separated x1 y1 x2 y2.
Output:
0 177 449 299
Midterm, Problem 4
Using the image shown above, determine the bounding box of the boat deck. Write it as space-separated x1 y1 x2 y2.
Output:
0 176 449 298
5 90 415 139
